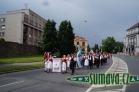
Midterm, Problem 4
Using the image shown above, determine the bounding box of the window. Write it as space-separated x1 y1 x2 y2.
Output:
0 25 5 29
24 18 28 22
28 41 32 44
39 25 41 28
34 36 36 38
77 42 79 45
30 14 33 18
82 42 85 46
0 32 4 37
29 34 32 38
0 18 5 22
30 20 33 25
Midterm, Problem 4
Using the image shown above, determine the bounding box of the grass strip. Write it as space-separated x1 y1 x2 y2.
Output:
0 55 43 64
0 63 44 74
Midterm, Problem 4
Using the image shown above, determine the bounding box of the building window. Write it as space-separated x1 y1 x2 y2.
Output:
0 18 5 22
30 20 33 25
82 42 85 46
29 41 32 44
34 23 37 27
34 36 36 38
29 34 32 38
0 25 5 29
24 18 28 22
77 42 79 45
30 14 33 18
0 32 5 37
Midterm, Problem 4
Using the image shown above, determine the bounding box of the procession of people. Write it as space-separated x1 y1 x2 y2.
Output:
44 52 112 75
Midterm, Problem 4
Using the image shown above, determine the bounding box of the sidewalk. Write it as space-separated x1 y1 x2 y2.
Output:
0 62 44 68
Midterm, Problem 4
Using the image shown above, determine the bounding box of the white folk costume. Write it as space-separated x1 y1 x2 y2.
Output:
47 58 53 69
44 59 48 71
66 57 71 68
62 58 67 71
84 56 89 66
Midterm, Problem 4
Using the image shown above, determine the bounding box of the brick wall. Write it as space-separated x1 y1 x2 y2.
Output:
0 41 43 57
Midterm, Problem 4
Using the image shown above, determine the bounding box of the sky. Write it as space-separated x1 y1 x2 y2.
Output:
0 0 139 47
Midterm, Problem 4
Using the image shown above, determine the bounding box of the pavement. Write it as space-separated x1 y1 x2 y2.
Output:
0 62 44 68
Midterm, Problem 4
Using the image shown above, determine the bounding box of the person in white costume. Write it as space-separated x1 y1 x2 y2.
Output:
46 55 53 73
84 54 89 69
62 55 67 74
66 54 71 69
44 59 48 71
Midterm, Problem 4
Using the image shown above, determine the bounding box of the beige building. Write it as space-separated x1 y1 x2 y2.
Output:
0 9 46 46
74 34 88 53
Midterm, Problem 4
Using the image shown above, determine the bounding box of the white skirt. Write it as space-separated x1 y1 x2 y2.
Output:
67 60 70 68
45 62 48 70
47 61 53 69
62 62 67 71
84 59 89 66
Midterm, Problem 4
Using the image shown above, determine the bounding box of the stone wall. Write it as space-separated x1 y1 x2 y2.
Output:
0 41 43 57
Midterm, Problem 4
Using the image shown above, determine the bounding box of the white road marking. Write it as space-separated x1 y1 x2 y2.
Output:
85 58 115 92
85 57 128 92
0 80 25 88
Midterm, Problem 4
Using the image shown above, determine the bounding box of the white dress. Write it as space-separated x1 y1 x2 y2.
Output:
45 61 48 70
67 57 71 68
47 61 53 69
84 56 89 66
62 62 66 71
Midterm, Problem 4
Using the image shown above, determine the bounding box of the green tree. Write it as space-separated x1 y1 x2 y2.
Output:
101 37 116 53
58 20 75 56
92 44 99 53
87 44 90 52
114 41 124 53
41 19 57 53
0 38 5 42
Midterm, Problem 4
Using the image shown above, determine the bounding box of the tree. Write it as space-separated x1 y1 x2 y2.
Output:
58 20 75 56
0 38 5 42
87 44 90 52
114 41 124 53
41 19 58 53
101 37 116 53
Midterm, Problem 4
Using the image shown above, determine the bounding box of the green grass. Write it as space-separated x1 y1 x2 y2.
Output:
0 64 44 73
0 55 43 64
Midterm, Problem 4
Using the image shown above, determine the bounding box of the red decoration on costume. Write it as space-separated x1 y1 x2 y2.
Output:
44 53 47 60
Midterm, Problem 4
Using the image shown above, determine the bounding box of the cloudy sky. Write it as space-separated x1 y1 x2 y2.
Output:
1 0 139 47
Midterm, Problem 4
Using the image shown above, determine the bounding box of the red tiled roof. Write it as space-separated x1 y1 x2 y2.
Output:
127 22 139 31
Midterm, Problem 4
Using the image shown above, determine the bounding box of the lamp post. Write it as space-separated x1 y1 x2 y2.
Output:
79 20 87 53
79 20 87 31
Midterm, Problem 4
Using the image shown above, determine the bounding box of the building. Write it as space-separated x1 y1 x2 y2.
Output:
123 22 139 54
74 34 88 53
0 9 47 46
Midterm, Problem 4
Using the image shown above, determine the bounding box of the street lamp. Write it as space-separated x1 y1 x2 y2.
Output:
79 20 87 31
78 20 87 53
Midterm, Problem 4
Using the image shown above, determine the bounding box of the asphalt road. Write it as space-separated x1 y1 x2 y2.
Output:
113 54 139 92
0 58 113 92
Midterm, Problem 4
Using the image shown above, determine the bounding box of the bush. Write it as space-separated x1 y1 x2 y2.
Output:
0 38 5 42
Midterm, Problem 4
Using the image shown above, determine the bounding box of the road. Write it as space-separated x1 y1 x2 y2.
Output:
0 58 113 92
0 55 139 92
113 54 139 92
